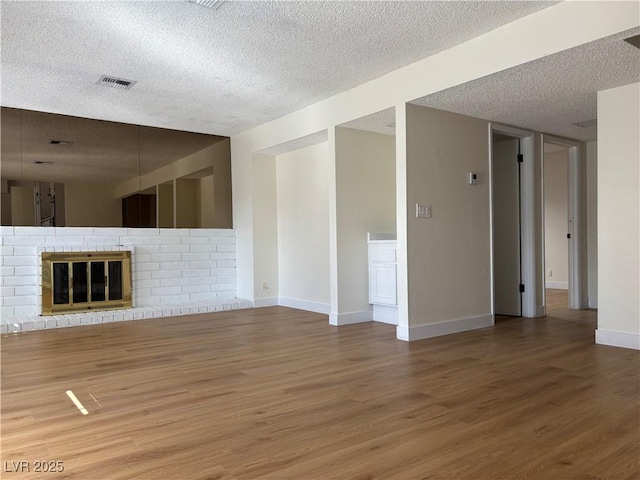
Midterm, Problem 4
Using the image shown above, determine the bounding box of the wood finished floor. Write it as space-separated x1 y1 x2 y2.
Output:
1 290 638 480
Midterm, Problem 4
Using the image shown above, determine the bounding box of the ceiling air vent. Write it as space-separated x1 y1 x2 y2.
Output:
49 139 73 145
34 160 54 165
573 119 597 129
189 0 226 9
96 75 137 90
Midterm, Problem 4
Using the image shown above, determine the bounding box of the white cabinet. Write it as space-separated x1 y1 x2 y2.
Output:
368 242 397 306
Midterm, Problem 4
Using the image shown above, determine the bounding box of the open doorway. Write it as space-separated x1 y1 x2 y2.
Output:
543 142 570 306
541 135 586 311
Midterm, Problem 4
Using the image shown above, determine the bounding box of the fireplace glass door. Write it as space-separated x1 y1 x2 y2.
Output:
42 252 131 315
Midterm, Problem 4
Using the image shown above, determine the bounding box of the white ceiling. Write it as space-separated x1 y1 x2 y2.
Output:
1 0 557 137
411 28 640 142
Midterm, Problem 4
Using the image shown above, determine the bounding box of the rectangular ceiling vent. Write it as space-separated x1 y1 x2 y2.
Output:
189 0 226 9
573 119 597 129
96 75 137 90
49 139 73 145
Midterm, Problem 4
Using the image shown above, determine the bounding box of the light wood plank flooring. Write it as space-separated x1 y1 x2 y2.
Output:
1 291 638 479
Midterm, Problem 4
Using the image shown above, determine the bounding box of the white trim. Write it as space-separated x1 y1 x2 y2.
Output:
537 305 546 317
396 314 493 341
253 297 279 308
329 310 372 326
546 281 568 290
489 124 537 318
278 297 330 315
595 329 640 350
542 135 587 310
588 297 598 309
372 305 398 325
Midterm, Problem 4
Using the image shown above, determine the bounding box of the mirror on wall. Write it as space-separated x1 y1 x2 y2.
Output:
0 107 232 228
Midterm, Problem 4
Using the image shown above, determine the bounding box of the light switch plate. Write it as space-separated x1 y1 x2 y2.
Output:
416 203 431 218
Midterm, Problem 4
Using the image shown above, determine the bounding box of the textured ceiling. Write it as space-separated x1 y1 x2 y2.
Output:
411 28 640 142
1 108 225 185
0 1 557 137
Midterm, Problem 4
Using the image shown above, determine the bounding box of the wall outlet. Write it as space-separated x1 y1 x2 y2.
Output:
262 281 269 291
547 270 553 278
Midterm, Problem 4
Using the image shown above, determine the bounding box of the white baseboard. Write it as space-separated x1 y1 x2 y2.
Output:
329 310 372 326
595 329 640 350
588 297 598 309
396 314 494 341
278 297 330 315
546 281 568 290
254 297 279 308
536 305 546 317
372 305 398 325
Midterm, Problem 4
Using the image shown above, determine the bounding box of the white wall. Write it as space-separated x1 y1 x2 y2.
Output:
586 141 598 307
276 143 330 311
251 154 279 303
331 128 396 323
596 82 639 350
231 2 635 308
544 149 569 289
399 104 492 340
65 183 121 227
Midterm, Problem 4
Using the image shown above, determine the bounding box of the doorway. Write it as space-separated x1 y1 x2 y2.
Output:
541 135 586 310
543 142 570 305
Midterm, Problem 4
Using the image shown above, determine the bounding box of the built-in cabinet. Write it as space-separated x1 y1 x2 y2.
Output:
368 234 398 324
368 242 397 305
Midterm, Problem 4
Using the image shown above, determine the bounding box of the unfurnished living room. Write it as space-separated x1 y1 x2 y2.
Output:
1 1 639 479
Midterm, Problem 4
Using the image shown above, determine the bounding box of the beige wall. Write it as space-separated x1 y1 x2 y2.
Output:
252 154 279 301
544 149 569 287
333 127 396 316
157 183 174 228
405 104 491 328
117 139 232 228
10 186 35 226
197 175 215 228
586 141 598 306
276 142 330 306
596 82 639 346
175 179 198 228
64 183 121 227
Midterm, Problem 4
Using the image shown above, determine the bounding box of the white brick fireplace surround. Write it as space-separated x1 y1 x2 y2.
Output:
0 227 251 333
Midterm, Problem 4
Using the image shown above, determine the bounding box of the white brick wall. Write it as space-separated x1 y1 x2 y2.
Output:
0 227 237 319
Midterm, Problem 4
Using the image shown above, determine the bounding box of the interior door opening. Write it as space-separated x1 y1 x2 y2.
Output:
492 132 523 317
543 142 571 308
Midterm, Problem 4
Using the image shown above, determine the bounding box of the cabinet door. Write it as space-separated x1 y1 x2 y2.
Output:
369 263 397 306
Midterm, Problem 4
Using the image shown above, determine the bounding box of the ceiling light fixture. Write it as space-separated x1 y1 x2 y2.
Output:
189 0 226 9
96 75 137 90
572 119 597 128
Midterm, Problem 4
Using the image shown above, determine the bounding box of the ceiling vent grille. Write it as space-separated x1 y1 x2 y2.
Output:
49 139 73 145
573 119 597 129
96 75 137 90
189 0 226 9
